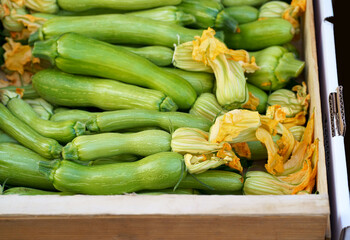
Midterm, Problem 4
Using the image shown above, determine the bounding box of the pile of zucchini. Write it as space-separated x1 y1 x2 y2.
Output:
0 0 316 196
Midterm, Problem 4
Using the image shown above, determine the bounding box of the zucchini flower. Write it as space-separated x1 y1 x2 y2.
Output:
244 134 319 195
209 109 261 144
288 125 305 142
22 0 59 14
174 28 259 110
171 127 222 155
260 105 306 133
247 46 305 91
184 153 226 174
189 93 227 122
243 171 295 195
0 0 48 40
267 82 310 117
24 98 53 120
173 41 213 73
282 0 306 34
258 1 290 20
258 0 306 34
1 37 42 86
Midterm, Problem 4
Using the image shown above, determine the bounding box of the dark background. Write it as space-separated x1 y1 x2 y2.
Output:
332 0 350 184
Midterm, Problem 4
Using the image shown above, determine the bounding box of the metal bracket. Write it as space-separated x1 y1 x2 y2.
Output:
329 86 346 137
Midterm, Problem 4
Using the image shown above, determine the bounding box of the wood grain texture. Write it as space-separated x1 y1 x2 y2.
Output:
0 215 328 240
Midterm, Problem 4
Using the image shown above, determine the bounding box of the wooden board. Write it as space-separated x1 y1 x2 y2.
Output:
0 0 330 239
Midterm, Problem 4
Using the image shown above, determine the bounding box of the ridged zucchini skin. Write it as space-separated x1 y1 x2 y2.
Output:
32 69 177 112
220 6 259 24
50 109 97 123
57 0 182 12
86 109 212 133
7 97 85 143
0 143 55 190
246 83 268 114
62 130 172 162
162 67 214 95
40 152 185 195
0 103 62 159
178 170 243 192
119 45 174 67
32 33 197 110
224 18 294 51
0 129 17 144
31 14 204 48
3 187 73 195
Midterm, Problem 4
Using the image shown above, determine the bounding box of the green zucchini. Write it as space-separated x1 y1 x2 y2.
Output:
118 45 174 67
247 46 305 91
5 96 86 143
125 6 196 26
86 109 212 133
178 0 238 32
62 130 171 162
224 18 294 51
189 93 226 122
24 98 54 120
32 33 197 110
0 103 62 159
88 154 140 166
244 83 268 114
32 69 177 112
29 14 206 48
137 188 198 195
3 187 73 195
57 0 182 12
222 0 270 7
162 67 214 95
0 129 17 144
178 170 243 192
0 143 55 190
39 152 185 195
218 6 259 24
50 109 97 123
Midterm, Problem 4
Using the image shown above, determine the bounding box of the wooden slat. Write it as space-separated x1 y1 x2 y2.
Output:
0 215 328 240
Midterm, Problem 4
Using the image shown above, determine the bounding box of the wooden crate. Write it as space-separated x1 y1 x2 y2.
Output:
0 1 330 239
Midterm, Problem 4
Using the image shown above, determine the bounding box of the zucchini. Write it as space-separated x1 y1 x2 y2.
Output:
50 109 97 123
247 46 305 91
3 187 73 195
224 18 294 51
32 69 177 112
0 143 55 190
125 6 196 26
24 98 54 120
0 103 62 159
62 130 172 162
32 33 197 110
137 188 198 195
57 0 182 12
178 170 243 192
86 109 212 133
242 83 268 114
162 67 214 95
0 129 17 144
178 0 238 32
218 6 259 24
5 96 86 143
39 152 185 195
29 14 206 48
118 45 174 67
89 154 140 166
222 0 270 7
